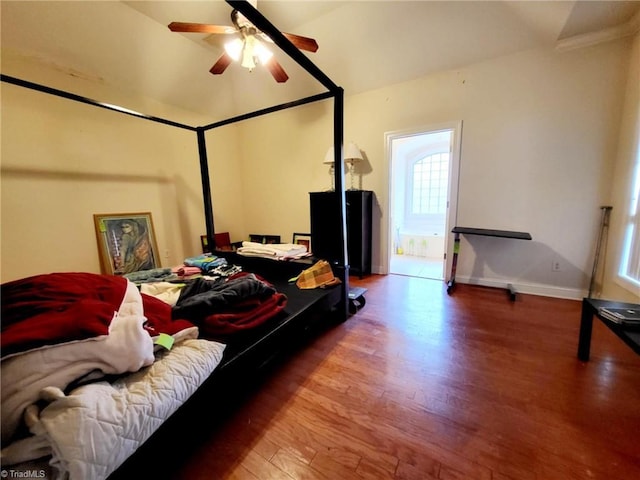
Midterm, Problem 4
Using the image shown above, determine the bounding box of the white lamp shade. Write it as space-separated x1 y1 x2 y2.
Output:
323 143 362 164
344 142 363 162
323 146 335 165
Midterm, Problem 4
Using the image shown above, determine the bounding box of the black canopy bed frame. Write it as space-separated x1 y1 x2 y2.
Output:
1 1 353 477
1 0 350 320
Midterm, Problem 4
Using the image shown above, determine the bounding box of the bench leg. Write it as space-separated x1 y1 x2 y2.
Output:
577 299 594 361
447 233 460 295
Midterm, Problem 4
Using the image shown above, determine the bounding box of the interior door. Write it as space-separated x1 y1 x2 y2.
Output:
385 121 462 280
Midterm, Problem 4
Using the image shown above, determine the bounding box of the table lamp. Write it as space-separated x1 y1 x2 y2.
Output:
344 142 363 190
323 146 338 191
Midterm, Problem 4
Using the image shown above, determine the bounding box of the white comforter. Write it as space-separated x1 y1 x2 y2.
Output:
2 338 226 480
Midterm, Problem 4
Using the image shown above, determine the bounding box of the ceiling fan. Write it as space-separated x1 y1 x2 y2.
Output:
168 1 318 83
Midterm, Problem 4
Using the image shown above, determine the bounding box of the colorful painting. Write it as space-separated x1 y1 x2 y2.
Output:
94 212 160 275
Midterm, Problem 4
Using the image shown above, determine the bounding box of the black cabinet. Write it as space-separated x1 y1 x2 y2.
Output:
309 190 373 277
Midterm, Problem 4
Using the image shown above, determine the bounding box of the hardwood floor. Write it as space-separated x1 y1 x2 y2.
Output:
155 275 640 479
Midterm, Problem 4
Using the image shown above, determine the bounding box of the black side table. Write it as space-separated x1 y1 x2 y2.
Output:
577 298 640 361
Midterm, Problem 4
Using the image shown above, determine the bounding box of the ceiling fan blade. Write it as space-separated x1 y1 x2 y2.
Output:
168 22 236 34
210 53 233 75
282 32 319 52
265 58 289 83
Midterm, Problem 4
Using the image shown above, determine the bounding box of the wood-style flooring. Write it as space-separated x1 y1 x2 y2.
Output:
140 275 640 479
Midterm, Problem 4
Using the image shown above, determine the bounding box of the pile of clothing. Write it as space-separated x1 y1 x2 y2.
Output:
120 253 289 339
121 255 239 286
142 272 287 339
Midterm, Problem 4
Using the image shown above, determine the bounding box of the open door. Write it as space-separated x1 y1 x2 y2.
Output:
385 122 462 280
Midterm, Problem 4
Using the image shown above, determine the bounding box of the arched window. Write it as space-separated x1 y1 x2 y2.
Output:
411 152 449 215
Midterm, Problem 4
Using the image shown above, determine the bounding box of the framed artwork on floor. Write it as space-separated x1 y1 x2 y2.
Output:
201 235 210 254
201 232 234 252
249 234 281 244
93 212 160 275
293 233 312 253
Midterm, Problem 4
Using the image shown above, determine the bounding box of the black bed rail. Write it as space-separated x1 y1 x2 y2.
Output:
0 74 197 132
1 0 350 321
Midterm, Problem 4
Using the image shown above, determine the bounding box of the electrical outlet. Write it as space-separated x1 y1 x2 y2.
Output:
164 249 170 259
552 260 562 272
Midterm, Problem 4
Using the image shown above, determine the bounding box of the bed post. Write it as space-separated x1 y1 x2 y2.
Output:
196 128 215 250
334 88 350 321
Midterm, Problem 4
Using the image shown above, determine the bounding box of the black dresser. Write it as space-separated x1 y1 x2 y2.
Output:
309 190 373 277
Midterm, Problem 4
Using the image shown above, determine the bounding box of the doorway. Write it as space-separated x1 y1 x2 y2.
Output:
385 122 461 280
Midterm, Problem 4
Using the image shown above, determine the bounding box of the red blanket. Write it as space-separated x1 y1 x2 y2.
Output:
1 272 193 358
199 292 288 337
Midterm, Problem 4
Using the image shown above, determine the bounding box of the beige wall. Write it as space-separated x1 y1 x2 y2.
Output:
233 39 633 299
0 55 243 282
231 101 334 243
204 126 246 244
2 36 637 301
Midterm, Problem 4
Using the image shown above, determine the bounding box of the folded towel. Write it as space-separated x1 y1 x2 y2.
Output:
183 254 227 272
172 266 202 277
237 241 307 259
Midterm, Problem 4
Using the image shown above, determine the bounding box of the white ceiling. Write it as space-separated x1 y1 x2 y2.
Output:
2 1 639 123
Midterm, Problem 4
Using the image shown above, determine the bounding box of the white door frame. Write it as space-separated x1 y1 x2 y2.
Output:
383 121 462 279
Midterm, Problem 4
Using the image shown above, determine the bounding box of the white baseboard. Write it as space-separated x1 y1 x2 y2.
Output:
454 275 585 300
370 269 585 300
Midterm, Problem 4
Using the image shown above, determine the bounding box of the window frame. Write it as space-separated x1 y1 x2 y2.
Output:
617 156 640 293
405 151 450 232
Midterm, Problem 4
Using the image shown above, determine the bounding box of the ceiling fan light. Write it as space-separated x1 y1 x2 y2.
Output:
241 35 256 70
224 38 243 61
254 40 273 64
